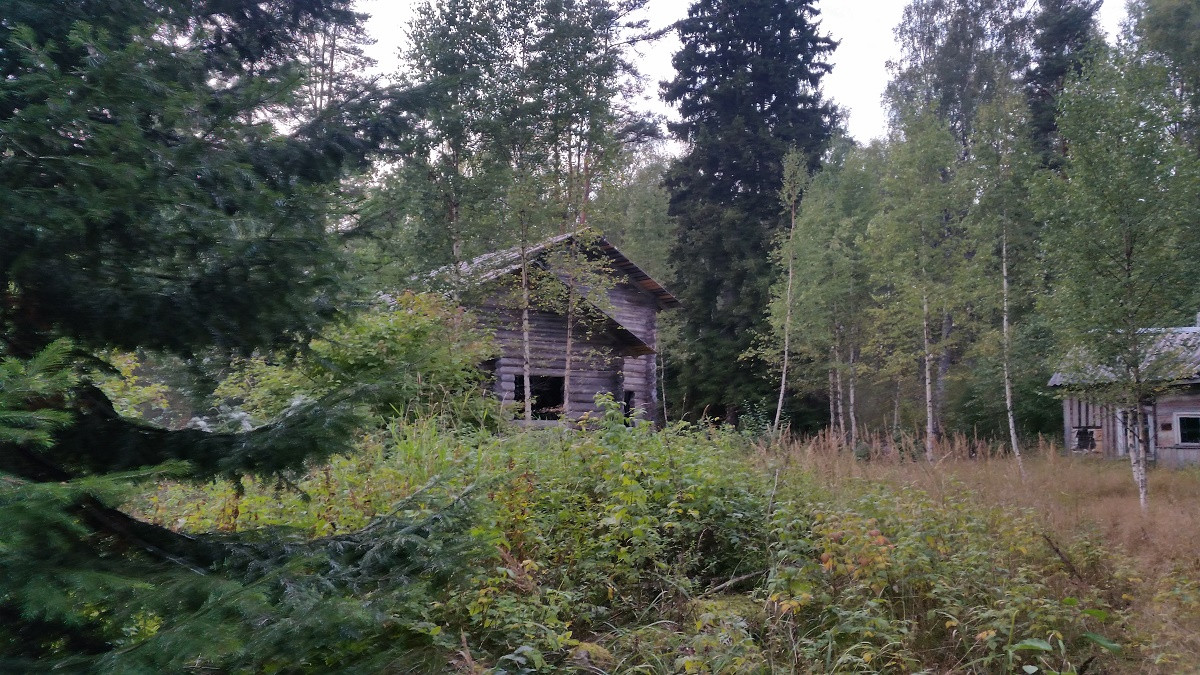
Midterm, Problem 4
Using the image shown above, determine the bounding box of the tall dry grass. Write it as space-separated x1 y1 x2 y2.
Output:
764 430 1200 669
768 430 1200 571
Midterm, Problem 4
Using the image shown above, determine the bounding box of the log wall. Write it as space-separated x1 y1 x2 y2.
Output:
472 280 663 424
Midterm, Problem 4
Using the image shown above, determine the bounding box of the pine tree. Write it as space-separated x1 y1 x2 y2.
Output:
1135 0 1200 147
661 0 836 422
1025 0 1101 169
0 1 426 667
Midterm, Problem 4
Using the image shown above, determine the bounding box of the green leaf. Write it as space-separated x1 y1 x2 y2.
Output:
1012 638 1053 652
1082 632 1121 653
1023 665 1040 674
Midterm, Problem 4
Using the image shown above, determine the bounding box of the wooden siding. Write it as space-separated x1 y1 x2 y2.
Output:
1150 392 1200 467
1062 397 1117 457
473 291 661 424
1062 393 1200 467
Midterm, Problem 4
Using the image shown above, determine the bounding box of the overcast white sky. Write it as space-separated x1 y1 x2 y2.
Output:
359 0 1129 143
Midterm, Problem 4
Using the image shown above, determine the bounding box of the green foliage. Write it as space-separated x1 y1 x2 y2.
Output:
0 339 76 449
888 0 1031 146
592 148 678 285
360 0 653 290
662 0 837 422
1 0 397 357
766 480 1122 672
105 396 1150 672
1135 0 1200 147
1035 44 1200 396
1025 0 1102 169
213 292 497 427
768 140 879 407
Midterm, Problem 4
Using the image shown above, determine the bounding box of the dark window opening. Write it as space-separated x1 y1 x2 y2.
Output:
1179 416 1200 444
622 390 637 425
1073 427 1096 451
514 376 565 420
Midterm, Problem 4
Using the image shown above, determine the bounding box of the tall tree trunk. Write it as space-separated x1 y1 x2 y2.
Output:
848 346 859 447
834 351 847 443
562 238 577 419
933 311 953 441
1130 403 1149 512
520 233 533 424
892 377 902 434
774 201 798 432
659 352 669 425
1000 230 1025 478
922 292 936 461
828 368 837 435
447 150 465 299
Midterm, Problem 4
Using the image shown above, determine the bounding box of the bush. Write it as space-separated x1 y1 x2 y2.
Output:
114 400 1147 672
213 291 499 428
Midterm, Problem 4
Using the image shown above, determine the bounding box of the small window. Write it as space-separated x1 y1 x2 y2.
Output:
514 375 565 420
1178 415 1200 444
1073 427 1096 451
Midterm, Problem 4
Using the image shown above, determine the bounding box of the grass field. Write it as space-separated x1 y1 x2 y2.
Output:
770 431 1200 671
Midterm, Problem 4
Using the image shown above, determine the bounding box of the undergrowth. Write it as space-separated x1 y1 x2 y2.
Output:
111 399 1200 672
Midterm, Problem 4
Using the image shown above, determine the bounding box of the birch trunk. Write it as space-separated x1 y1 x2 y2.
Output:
1130 402 1150 512
520 237 533 423
562 238 577 419
659 352 669 425
1000 231 1024 478
922 292 936 462
848 346 858 447
774 200 798 432
828 368 837 435
933 312 952 442
892 378 902 434
834 351 847 444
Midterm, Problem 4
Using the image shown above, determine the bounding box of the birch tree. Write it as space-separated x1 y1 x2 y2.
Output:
966 92 1040 476
773 150 806 432
769 140 879 441
1035 46 1200 509
867 110 970 460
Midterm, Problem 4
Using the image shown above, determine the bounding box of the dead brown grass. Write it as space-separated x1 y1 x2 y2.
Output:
764 429 1200 670
770 430 1200 571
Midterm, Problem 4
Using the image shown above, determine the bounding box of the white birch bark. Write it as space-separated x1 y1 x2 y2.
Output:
922 292 936 462
774 199 798 433
1000 230 1025 478
834 347 847 444
519 237 533 423
848 346 859 447
1130 401 1149 512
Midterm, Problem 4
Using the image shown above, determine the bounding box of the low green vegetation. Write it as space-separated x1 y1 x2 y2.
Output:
105 398 1190 672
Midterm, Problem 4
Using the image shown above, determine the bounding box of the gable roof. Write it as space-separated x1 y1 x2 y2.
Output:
450 230 681 310
1048 326 1200 387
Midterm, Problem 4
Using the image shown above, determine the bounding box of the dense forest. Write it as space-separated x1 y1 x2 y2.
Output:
3 0 1200 671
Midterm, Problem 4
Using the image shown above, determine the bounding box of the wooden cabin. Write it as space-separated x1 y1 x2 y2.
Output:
446 231 679 425
1050 323 1200 467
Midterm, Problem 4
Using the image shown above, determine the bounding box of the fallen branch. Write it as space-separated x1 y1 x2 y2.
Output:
698 569 767 598
1040 533 1083 581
